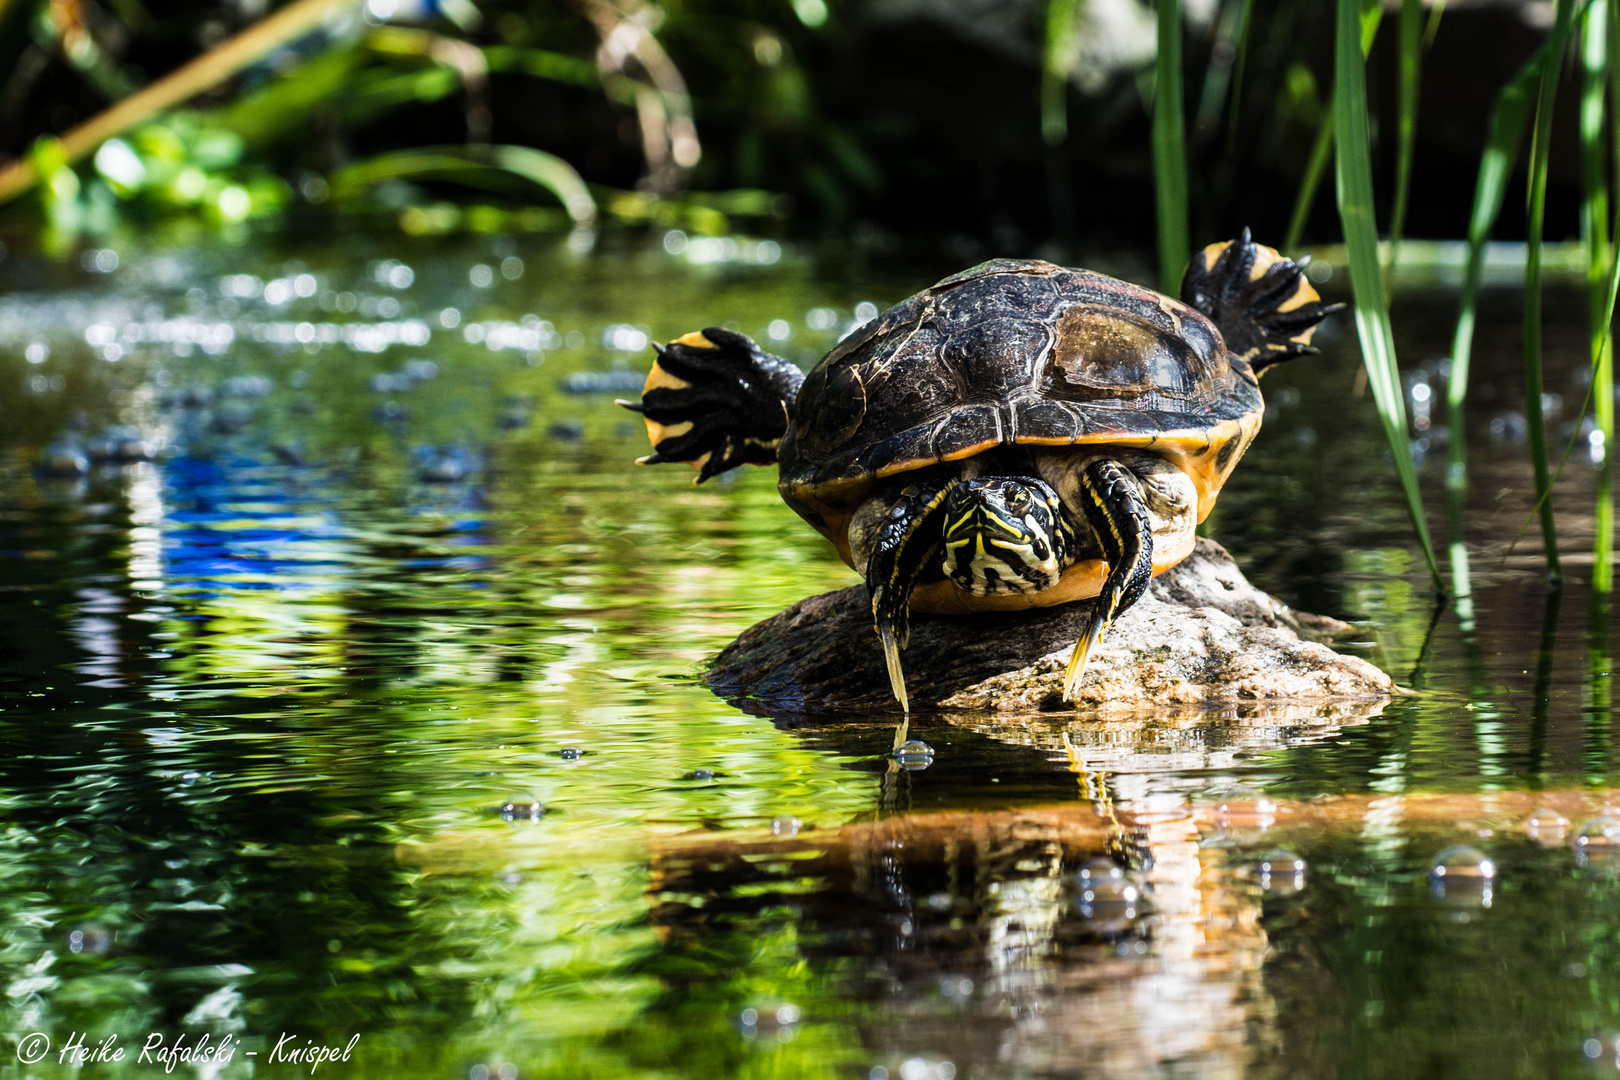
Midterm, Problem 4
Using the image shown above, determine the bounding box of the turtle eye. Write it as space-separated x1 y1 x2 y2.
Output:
1006 487 1030 509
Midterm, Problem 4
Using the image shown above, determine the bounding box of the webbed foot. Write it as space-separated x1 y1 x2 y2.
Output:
1180 228 1345 374
619 328 804 483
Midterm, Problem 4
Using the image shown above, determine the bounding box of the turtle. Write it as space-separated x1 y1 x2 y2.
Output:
620 232 1342 711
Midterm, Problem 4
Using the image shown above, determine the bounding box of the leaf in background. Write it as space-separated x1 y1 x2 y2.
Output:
1333 0 1442 591
1153 0 1188 293
329 145 596 226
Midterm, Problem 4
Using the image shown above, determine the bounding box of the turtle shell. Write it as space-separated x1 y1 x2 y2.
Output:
779 258 1264 594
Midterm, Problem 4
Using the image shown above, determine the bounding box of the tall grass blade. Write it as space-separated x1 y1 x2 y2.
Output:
1334 0 1442 591
1523 0 1580 587
1583 0 1613 594
1042 0 1082 236
1599 0 1620 594
1222 0 1257 144
1153 0 1189 293
1446 44 1545 600
1194 0 1244 140
1283 6 1382 256
1386 0 1424 288
1042 0 1081 148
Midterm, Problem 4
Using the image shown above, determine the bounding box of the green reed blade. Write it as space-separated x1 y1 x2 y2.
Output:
1598 0 1619 594
1583 1 1613 596
1523 0 1579 587
1222 0 1257 144
1284 5 1381 256
1334 0 1442 591
1446 42 1544 600
1425 0 1447 46
1041 0 1081 148
1385 0 1424 289
1195 0 1244 140
1042 0 1083 236
1153 0 1189 293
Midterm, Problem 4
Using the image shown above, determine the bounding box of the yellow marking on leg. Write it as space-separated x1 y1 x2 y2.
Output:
1275 276 1324 314
1247 244 1281 281
641 358 691 395
1199 241 1229 272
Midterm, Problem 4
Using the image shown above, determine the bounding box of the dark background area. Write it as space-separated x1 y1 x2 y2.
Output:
0 1 1585 255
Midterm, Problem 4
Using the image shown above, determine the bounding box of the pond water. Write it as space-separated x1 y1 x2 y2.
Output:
0 231 1615 1079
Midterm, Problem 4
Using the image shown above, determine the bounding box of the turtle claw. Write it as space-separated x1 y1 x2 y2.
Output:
1061 615 1108 702
879 625 910 714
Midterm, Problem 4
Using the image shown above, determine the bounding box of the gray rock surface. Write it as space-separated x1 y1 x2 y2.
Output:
708 538 1396 712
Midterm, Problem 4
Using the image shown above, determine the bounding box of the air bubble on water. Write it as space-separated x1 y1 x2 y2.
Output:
1574 817 1620 873
1430 846 1495 879
470 264 494 288
1428 845 1495 906
496 1064 517 1080
469 1065 490 1080
771 815 802 837
500 797 544 822
559 746 583 761
1575 817 1620 848
684 768 719 781
775 1004 800 1025
939 975 973 1003
1074 856 1143 922
1525 808 1570 844
894 740 934 770
1258 849 1306 895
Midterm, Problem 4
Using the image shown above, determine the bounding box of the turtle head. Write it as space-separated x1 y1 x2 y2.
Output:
941 477 1071 596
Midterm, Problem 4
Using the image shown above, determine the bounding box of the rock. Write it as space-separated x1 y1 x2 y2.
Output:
707 538 1396 712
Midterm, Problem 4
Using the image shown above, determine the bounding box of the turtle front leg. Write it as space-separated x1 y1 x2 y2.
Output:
1061 457 1156 702
859 477 955 712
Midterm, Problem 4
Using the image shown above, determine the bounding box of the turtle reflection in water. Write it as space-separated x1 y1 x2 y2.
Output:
622 233 1341 710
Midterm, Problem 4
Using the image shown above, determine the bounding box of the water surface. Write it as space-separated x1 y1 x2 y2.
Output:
0 232 1615 1078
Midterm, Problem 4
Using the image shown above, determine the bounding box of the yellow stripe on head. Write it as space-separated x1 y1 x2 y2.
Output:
673 331 717 349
